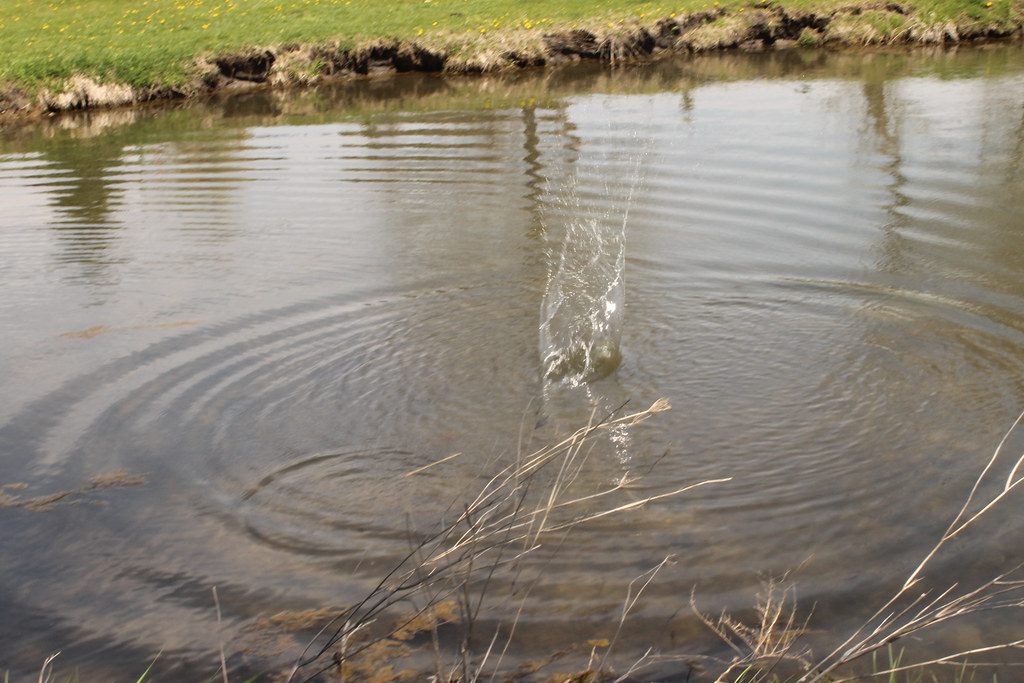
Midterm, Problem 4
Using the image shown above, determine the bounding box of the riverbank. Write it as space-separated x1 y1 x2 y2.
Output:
0 0 1022 121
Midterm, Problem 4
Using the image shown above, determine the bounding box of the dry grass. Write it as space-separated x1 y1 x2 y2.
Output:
36 75 136 111
283 399 730 682
424 32 548 72
686 15 755 51
276 402 1024 682
677 409 1024 683
691 579 813 682
796 408 1024 682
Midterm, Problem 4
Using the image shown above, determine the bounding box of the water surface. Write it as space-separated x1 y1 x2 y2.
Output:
2 45 1024 680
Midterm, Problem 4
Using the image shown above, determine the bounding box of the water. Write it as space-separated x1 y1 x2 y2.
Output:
2 46 1024 680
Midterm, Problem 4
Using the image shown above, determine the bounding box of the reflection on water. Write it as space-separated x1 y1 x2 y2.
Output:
1 45 1024 680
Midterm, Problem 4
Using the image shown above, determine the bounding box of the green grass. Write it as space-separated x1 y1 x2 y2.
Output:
0 0 710 89
1 0 1020 95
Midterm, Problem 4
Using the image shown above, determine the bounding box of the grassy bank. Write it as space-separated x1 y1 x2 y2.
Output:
0 0 1022 116
1 0 674 88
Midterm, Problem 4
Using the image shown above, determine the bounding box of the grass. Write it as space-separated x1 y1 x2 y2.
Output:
23 650 161 683
0 0 1021 101
0 0 725 89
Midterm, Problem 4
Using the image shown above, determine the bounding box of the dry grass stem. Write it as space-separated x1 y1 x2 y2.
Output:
597 556 675 675
212 587 230 683
402 452 463 478
829 640 1024 682
37 653 59 683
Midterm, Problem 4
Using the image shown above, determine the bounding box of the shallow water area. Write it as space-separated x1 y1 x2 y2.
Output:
2 45 1024 680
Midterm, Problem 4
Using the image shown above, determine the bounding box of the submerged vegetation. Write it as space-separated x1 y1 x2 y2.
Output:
0 0 1022 117
0 471 146 511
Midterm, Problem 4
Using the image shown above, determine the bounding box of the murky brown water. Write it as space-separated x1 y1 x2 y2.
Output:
2 45 1024 681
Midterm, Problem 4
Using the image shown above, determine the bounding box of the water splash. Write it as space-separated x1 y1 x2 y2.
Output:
539 166 639 387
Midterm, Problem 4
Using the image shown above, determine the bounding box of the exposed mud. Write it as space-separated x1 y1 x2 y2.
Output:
0 4 1021 122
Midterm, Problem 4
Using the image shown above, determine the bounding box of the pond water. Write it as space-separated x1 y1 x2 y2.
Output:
2 45 1024 681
